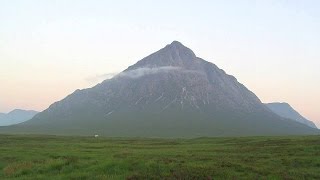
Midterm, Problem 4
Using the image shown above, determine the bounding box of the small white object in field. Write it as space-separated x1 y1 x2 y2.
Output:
94 135 99 138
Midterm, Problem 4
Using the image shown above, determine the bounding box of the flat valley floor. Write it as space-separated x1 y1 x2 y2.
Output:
0 134 319 179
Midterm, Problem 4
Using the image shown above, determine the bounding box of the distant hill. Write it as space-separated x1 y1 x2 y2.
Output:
0 109 38 126
1 41 318 137
266 103 317 129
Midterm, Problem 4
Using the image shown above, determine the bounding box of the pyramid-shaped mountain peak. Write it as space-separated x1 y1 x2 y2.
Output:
168 40 189 49
126 41 198 71
163 41 196 59
2 41 318 137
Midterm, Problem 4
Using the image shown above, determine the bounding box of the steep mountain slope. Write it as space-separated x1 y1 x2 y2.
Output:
1 41 318 137
266 102 317 129
0 109 38 126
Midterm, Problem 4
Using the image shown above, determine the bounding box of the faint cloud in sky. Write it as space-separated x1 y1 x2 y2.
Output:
115 66 204 79
86 72 118 83
117 66 181 79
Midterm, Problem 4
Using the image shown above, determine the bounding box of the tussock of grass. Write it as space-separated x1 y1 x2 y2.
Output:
3 161 33 176
0 135 319 179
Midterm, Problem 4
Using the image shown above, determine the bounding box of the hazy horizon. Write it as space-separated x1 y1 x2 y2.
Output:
1 0 319 127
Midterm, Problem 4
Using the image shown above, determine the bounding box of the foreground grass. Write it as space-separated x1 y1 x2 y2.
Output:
0 135 319 179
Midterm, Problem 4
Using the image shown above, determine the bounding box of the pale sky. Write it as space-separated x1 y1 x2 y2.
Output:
0 0 319 127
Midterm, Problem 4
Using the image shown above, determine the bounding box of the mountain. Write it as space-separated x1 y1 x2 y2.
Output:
0 109 38 126
266 103 317 129
1 41 318 137
0 113 5 120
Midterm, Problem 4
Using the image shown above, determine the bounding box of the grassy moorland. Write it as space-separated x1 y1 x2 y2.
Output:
0 135 319 179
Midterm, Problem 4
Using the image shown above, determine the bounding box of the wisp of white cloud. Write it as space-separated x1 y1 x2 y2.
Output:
116 66 182 79
86 72 118 83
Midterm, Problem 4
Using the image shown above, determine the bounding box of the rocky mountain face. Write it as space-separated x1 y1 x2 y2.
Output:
266 103 317 129
0 109 38 126
1 41 318 137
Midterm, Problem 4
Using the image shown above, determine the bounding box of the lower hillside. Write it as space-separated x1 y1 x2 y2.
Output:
0 135 319 179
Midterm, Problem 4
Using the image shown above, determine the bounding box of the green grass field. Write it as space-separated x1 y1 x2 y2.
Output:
0 135 319 179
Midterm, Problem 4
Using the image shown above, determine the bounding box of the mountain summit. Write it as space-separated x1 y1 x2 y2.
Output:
1 41 318 137
125 41 197 70
0 109 38 126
